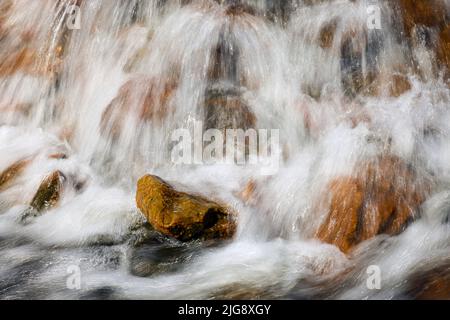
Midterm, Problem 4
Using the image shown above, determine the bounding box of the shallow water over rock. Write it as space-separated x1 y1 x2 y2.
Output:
0 0 449 300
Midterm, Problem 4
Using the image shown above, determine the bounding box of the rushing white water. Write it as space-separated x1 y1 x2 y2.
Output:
0 0 449 299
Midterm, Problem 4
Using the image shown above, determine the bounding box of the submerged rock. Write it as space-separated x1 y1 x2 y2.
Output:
318 20 338 49
0 0 12 39
136 175 236 241
30 170 65 212
396 0 447 39
238 179 259 206
316 156 430 253
100 76 177 140
0 158 31 192
393 0 450 80
20 170 65 224
0 47 35 77
386 73 412 98
130 241 206 277
405 260 450 300
204 87 256 132
224 3 257 18
437 25 450 80
340 32 364 98
365 71 412 98
31 171 66 212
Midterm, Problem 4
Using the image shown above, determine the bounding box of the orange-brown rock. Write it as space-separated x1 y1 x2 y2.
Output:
20 170 66 224
365 71 412 98
437 25 450 79
204 88 256 132
0 0 12 35
0 1 68 78
238 180 258 206
0 158 32 192
100 76 177 139
136 175 236 241
30 170 65 212
225 3 257 17
389 73 412 97
397 0 447 38
319 20 337 49
316 156 430 253
0 47 35 77
406 261 450 300
0 44 63 78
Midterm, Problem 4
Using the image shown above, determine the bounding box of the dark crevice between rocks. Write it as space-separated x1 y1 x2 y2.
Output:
203 208 221 229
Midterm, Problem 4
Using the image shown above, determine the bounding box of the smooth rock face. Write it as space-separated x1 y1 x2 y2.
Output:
316 156 430 253
20 170 65 225
136 175 236 241
30 170 65 212
406 260 450 300
0 158 31 192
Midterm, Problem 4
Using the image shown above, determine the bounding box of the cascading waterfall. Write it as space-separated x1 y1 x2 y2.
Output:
0 0 449 299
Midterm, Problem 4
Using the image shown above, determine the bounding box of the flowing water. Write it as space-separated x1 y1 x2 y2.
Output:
0 0 449 299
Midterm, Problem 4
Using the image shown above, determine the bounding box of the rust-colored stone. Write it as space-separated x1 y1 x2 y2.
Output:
397 0 447 38
239 180 258 205
406 261 450 300
316 177 363 253
0 0 12 35
364 69 412 98
100 76 177 139
225 3 256 17
204 93 256 132
0 44 63 78
389 73 412 97
394 0 450 79
437 25 450 80
0 47 35 77
0 158 31 192
319 20 337 49
30 170 65 212
316 156 430 253
136 175 236 241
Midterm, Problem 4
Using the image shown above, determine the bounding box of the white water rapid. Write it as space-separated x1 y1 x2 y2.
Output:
0 0 449 299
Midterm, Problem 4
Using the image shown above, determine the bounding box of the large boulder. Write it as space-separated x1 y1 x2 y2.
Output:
136 175 236 241
316 156 431 253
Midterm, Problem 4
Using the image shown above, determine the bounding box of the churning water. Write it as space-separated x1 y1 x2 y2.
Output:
0 0 449 299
